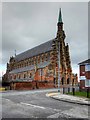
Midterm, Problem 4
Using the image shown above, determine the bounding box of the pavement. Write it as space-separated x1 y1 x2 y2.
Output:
46 92 90 106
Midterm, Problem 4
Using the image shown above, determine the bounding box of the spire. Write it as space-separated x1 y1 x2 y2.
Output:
58 8 62 23
57 8 64 36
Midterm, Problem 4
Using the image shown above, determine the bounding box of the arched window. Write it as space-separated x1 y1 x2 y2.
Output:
24 74 26 78
47 53 50 61
42 55 44 62
27 61 28 66
40 55 42 63
18 74 21 79
29 59 31 65
61 77 64 85
72 79 74 86
38 56 40 63
14 75 16 79
31 58 34 65
30 73 32 78
67 78 70 84
36 57 38 64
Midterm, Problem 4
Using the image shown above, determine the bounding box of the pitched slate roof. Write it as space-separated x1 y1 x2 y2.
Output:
9 61 50 74
9 79 33 83
15 39 54 62
9 65 35 74
78 59 90 65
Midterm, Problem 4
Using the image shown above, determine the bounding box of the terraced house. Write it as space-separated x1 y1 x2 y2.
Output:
2 9 78 90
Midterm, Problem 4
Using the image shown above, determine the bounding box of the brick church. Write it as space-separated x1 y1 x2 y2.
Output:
2 9 78 90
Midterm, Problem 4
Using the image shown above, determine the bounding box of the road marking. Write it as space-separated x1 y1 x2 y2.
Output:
47 113 60 118
20 102 60 112
20 102 45 109
46 93 58 97
4 98 10 101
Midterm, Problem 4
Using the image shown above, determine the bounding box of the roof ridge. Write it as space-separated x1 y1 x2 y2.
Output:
16 39 53 57
15 39 54 62
78 59 90 64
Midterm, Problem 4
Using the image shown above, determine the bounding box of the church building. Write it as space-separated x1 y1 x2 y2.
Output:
2 9 78 90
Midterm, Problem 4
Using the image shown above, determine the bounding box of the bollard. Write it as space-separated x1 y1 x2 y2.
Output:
72 88 75 96
63 87 65 94
87 88 89 98
79 88 81 92
58 89 60 92
68 87 70 93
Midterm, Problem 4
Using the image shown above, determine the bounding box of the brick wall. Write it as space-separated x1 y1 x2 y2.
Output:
85 71 90 79
12 81 55 90
15 82 35 90
80 80 85 89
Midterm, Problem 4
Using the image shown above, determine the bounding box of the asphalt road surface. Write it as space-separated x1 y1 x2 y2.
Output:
1 88 89 119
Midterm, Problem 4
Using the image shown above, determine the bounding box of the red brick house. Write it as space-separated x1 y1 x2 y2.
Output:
79 59 90 90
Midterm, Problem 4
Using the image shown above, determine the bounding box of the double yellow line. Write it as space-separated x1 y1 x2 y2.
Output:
46 92 58 97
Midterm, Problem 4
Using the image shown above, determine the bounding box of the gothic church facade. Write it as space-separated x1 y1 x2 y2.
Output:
3 9 78 90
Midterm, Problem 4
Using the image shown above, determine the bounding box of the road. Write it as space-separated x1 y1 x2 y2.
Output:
1 88 89 119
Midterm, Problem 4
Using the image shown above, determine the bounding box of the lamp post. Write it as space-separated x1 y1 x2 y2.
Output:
57 41 61 92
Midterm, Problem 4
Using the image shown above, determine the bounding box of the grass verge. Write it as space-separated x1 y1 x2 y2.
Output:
66 91 90 98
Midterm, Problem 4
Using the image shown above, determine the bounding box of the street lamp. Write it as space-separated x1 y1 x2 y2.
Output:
57 41 61 92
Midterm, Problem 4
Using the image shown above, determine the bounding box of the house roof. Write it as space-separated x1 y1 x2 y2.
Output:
15 39 54 62
78 59 90 65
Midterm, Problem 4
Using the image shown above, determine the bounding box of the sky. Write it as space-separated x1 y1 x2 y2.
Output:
1 2 88 79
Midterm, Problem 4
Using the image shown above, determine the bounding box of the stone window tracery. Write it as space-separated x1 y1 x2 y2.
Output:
14 75 16 79
42 54 44 62
24 74 26 78
18 74 21 79
29 73 32 78
38 56 40 63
